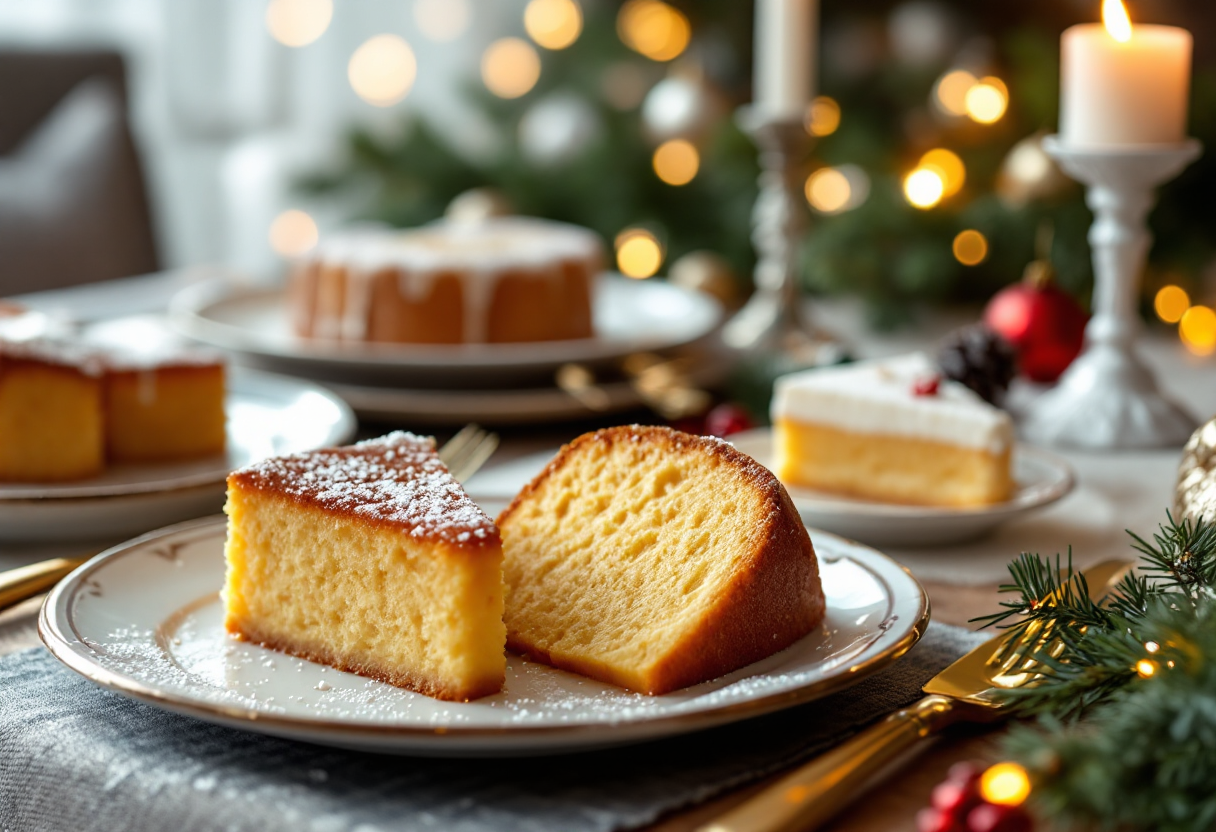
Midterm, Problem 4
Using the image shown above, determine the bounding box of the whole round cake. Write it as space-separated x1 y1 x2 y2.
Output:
288 217 603 345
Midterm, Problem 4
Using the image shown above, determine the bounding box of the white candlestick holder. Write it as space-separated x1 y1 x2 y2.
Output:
1022 136 1201 449
722 108 842 365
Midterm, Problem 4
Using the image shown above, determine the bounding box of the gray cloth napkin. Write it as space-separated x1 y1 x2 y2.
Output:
0 622 988 832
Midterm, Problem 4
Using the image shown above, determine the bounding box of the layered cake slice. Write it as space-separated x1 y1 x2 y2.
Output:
498 425 824 696
772 353 1014 507
223 432 506 701
0 338 106 481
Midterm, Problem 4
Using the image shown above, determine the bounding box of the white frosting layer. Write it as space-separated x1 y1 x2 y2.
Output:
305 217 603 344
771 353 1014 453
311 217 603 273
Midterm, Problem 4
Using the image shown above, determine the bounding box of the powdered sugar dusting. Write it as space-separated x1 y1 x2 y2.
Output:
231 431 498 545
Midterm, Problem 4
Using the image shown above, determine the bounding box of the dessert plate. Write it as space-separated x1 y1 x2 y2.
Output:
40 515 928 757
730 429 1075 547
0 369 356 543
169 274 724 387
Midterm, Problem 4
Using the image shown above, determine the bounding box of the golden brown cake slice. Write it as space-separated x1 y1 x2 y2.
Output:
223 432 506 701
104 353 226 463
0 339 105 482
498 425 824 696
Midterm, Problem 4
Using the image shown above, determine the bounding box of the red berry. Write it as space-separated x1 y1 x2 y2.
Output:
917 807 957 832
704 403 754 438
913 376 941 396
931 781 973 814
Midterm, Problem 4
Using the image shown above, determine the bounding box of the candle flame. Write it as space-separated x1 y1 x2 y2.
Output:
1103 0 1133 42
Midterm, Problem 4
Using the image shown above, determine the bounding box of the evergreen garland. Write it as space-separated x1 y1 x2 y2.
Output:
978 513 1216 831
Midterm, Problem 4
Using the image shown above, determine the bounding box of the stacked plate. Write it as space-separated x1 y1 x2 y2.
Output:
169 274 726 425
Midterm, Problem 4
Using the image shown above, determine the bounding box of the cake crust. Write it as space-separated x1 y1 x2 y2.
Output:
228 431 500 548
499 425 825 695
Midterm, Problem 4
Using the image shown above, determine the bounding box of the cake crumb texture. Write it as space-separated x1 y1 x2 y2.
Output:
223 432 506 701
498 425 825 696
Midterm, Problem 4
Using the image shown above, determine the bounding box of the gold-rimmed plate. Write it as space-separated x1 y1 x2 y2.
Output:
40 515 928 757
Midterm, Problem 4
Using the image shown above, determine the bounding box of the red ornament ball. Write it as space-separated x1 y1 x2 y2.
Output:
704 403 754 438
983 281 1087 383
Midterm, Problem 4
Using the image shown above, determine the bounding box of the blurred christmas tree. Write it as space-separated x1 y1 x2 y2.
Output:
305 0 1216 332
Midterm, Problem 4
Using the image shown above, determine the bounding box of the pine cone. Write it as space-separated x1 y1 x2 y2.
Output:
938 324 1017 405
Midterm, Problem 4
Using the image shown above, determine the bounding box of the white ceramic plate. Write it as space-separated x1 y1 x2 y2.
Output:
40 516 928 757
169 274 724 388
730 429 1075 547
0 369 356 543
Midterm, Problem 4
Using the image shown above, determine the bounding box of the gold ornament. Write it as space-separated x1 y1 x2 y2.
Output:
446 188 514 223
1175 416 1216 522
668 250 742 309
996 131 1072 207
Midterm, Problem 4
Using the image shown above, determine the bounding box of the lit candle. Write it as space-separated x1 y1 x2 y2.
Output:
1060 0 1192 147
753 0 817 121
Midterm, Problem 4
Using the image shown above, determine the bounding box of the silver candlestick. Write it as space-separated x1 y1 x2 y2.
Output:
722 109 842 365
1022 136 1201 449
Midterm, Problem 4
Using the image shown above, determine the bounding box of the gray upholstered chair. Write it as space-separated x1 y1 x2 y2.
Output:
0 49 159 296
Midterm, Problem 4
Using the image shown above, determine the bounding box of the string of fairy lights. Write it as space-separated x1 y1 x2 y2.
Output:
260 0 1215 354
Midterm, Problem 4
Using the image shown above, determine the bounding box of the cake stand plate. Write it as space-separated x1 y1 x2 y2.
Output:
40 516 928 757
169 274 724 388
730 430 1075 547
0 368 355 543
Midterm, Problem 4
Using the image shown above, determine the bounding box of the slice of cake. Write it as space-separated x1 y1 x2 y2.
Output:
223 432 506 701
0 338 105 482
104 352 226 463
497 425 824 696
772 353 1014 507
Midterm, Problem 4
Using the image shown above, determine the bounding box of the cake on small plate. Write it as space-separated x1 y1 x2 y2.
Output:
771 353 1014 507
223 432 506 701
0 338 106 482
289 217 602 345
103 349 226 463
497 425 824 696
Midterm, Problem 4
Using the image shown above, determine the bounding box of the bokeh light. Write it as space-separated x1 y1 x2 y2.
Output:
265 0 333 47
805 165 870 215
953 230 989 266
348 35 417 106
652 139 699 186
935 69 977 117
965 77 1009 124
617 0 691 63
1180 305 1216 355
806 96 841 137
904 168 945 209
1155 285 1190 324
919 148 965 197
979 763 1032 807
269 209 319 258
525 0 583 50
481 37 542 99
414 0 470 42
1136 658 1158 678
615 228 664 278
805 168 850 214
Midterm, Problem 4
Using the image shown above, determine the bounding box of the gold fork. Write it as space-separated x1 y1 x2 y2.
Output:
0 425 500 614
697 559 1134 832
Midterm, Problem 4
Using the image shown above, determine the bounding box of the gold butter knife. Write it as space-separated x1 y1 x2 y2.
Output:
697 559 1134 832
